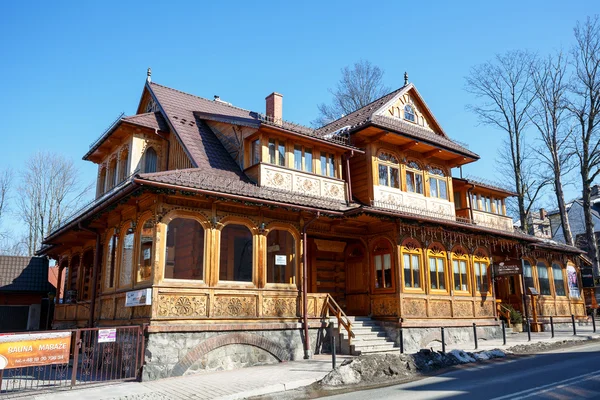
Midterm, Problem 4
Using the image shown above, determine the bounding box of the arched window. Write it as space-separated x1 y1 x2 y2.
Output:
59 260 68 303
404 104 415 122
144 147 158 173
165 217 205 280
451 248 470 292
119 223 135 287
80 250 94 301
428 167 448 200
536 262 551 295
473 251 490 293
378 152 400 188
428 245 447 291
523 260 534 292
552 263 566 296
118 150 128 182
68 254 80 303
138 219 154 282
220 224 253 282
402 240 422 290
105 232 119 289
98 167 106 197
108 158 117 189
406 161 424 194
266 229 296 284
373 239 393 289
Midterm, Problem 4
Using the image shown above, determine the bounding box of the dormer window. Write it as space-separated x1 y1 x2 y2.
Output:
144 147 158 173
404 104 415 122
378 152 400 188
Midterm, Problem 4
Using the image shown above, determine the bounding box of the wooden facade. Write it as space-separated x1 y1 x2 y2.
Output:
44 78 587 336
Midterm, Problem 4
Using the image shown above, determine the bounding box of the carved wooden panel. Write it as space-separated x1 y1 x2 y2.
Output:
475 301 494 317
574 303 585 316
307 297 316 317
115 297 131 320
100 299 114 320
314 239 346 253
541 303 556 316
453 301 474 317
372 297 398 316
213 296 257 317
556 302 570 316
430 300 451 317
262 297 297 317
402 298 427 317
157 294 208 318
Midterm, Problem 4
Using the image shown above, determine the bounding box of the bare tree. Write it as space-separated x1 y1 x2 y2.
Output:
466 50 540 232
0 168 13 226
312 60 390 127
569 16 600 273
17 151 92 256
530 52 575 245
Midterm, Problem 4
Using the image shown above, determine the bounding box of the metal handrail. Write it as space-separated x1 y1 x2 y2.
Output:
496 302 512 324
325 294 355 347
88 112 125 149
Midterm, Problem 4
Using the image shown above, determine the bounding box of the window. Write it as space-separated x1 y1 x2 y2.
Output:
471 193 480 210
452 250 469 292
165 218 205 280
552 263 566 296
267 230 296 284
294 145 313 173
251 139 261 165
484 197 492 213
269 139 285 166
523 260 535 292
138 219 154 282
373 240 393 289
474 260 489 293
494 198 503 215
428 247 447 290
404 104 415 122
144 147 158 173
537 262 551 295
219 224 253 282
378 152 400 188
69 254 80 301
320 152 336 178
119 224 135 287
105 233 118 289
454 193 463 209
402 242 422 289
108 158 117 189
98 167 106 196
80 251 94 301
118 151 128 182
428 167 448 200
406 161 424 194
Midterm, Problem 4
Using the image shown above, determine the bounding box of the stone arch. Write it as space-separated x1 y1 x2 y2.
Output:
170 332 290 377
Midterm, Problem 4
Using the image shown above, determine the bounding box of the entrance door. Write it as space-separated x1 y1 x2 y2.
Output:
345 241 370 315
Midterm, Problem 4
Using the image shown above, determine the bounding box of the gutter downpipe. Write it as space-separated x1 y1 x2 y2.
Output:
344 151 354 202
78 222 101 327
302 212 320 359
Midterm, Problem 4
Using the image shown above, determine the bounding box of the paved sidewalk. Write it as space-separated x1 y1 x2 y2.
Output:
29 325 600 400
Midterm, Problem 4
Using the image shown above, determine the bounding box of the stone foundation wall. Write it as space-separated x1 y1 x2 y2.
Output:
143 327 330 381
379 323 502 353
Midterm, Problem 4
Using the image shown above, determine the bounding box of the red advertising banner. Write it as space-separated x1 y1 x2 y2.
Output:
0 332 71 369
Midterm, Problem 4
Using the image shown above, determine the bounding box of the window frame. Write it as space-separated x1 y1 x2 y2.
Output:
372 238 395 292
117 221 136 290
472 250 492 295
451 247 471 295
536 260 552 296
136 215 155 284
427 244 449 294
293 144 314 173
250 138 261 166
103 229 119 292
377 151 400 189
428 166 448 200
551 262 567 297
320 151 336 178
522 259 535 294
405 160 424 195
401 239 425 293
268 138 286 167
144 147 158 173
216 219 257 288
404 104 416 122
265 225 299 288
161 212 210 285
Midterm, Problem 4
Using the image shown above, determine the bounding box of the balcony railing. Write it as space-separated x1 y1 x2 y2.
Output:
255 113 350 146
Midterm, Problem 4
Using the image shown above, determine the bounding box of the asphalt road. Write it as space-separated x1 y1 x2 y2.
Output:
326 342 600 399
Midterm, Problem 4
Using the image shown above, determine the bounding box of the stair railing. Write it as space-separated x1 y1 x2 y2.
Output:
496 302 512 326
325 294 355 347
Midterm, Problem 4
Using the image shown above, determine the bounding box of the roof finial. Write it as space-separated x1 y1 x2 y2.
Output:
147 67 152 83
404 71 409 86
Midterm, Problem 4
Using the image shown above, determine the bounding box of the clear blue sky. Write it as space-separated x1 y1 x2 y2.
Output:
1 0 598 213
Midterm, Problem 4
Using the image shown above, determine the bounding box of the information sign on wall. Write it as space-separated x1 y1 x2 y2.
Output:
0 332 71 370
275 255 287 265
125 288 152 307
98 329 117 343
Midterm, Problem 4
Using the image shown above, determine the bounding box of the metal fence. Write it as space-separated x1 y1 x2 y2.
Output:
0 325 144 398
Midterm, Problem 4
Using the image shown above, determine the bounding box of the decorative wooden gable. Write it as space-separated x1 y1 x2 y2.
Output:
376 84 447 138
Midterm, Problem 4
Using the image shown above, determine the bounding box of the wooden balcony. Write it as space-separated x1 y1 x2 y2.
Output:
472 210 514 231
258 164 347 202
373 186 456 220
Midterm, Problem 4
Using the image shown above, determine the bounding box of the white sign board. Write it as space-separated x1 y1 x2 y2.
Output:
567 265 581 299
125 288 152 307
275 255 287 266
98 329 116 343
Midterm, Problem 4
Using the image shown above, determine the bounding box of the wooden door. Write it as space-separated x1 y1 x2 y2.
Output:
309 239 346 308
345 241 370 315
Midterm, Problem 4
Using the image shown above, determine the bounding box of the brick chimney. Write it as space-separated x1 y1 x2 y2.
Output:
265 92 283 123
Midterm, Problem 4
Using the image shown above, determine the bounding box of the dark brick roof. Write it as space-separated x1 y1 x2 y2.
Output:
122 111 169 132
0 256 54 293
136 168 355 212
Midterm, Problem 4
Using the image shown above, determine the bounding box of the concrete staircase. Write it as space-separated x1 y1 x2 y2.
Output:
343 316 397 355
